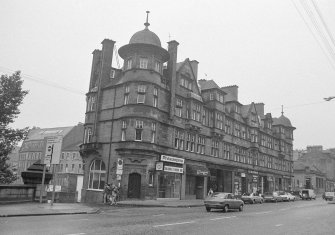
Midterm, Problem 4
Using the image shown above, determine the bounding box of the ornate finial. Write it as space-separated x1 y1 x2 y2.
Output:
281 105 284 115
144 11 150 28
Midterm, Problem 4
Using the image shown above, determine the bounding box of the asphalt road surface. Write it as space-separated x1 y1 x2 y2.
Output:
1 199 334 235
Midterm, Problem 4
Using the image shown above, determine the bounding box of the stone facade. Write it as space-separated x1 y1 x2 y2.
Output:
80 16 295 203
294 146 335 192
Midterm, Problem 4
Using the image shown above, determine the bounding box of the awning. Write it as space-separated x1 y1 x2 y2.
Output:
186 164 210 177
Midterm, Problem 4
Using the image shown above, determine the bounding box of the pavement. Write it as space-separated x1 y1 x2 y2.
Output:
0 199 205 217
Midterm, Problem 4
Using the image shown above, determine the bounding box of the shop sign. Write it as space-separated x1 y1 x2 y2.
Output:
164 165 183 174
252 176 258 182
156 162 164 171
196 170 209 176
161 155 184 164
248 170 258 175
283 175 291 179
116 168 123 175
241 173 246 177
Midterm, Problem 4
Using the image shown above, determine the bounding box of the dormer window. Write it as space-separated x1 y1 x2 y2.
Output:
139 58 148 69
126 59 132 70
154 61 161 73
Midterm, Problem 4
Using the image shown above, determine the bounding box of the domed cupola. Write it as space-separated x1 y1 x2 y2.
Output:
273 114 293 127
273 108 295 129
118 11 170 63
129 27 161 47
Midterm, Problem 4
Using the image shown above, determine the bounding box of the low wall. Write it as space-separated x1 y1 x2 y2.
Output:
46 191 77 203
0 184 36 203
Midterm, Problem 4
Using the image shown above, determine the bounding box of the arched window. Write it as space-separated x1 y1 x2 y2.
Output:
88 159 106 190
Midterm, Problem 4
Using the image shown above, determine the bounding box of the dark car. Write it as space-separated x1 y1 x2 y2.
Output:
204 192 244 212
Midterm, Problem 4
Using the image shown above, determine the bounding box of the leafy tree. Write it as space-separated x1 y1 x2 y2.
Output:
0 71 28 184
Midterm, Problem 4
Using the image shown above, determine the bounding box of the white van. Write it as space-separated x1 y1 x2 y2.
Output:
301 189 316 200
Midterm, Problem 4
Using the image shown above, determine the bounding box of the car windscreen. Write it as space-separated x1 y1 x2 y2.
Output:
243 193 251 196
212 193 227 198
264 192 273 196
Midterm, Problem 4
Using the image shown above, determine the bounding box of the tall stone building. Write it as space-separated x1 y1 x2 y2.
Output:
80 14 295 203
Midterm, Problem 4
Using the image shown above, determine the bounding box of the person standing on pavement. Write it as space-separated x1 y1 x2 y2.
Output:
208 188 214 197
110 184 119 205
103 183 112 204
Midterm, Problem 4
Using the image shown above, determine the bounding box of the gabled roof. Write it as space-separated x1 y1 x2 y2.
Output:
198 79 220 90
294 161 324 175
25 126 74 141
176 58 202 95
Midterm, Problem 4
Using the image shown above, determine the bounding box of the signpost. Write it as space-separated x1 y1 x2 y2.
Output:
40 136 62 205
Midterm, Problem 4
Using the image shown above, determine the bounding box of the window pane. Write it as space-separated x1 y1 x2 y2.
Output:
92 173 100 189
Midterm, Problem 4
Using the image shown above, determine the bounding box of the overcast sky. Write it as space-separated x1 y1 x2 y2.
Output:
1 0 334 150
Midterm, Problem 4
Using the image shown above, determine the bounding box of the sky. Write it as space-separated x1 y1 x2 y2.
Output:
0 0 334 150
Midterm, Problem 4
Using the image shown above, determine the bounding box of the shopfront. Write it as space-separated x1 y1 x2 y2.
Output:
266 175 274 192
209 167 233 194
156 155 184 199
186 163 210 199
248 170 259 194
234 171 246 195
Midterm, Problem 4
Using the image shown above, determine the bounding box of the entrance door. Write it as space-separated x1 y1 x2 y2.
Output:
128 173 141 199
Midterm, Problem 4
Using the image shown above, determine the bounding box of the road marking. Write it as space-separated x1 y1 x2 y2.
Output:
64 233 86 235
210 216 236 221
153 221 195 228
254 211 272 215
279 208 290 211
153 214 165 217
275 224 283 227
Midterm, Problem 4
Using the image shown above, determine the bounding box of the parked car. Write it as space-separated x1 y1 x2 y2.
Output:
290 191 302 200
278 191 289 201
285 192 296 201
241 193 263 204
204 192 244 212
301 189 316 200
323 192 335 201
263 191 283 202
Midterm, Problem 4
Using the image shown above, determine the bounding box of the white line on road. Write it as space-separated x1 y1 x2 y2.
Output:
153 214 165 217
64 233 86 235
210 216 236 221
275 224 283 227
254 211 272 215
279 208 290 211
153 221 195 228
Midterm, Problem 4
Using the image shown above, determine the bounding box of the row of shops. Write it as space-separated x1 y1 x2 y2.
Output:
116 154 292 201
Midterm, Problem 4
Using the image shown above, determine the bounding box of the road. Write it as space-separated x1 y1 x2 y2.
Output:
1 199 334 235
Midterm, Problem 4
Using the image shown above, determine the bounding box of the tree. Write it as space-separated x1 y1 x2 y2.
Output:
0 71 28 184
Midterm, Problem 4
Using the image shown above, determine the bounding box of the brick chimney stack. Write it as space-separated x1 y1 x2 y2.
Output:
167 40 179 119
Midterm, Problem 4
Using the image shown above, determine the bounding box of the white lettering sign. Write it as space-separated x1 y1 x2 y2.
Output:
44 136 62 165
164 166 183 174
161 155 184 164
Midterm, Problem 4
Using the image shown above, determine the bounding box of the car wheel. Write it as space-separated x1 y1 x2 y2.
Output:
275 199 277 203
223 205 229 213
252 200 255 204
206 207 211 212
239 204 244 211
